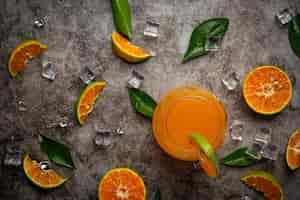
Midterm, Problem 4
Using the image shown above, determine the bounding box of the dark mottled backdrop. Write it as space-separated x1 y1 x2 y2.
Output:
1 0 300 199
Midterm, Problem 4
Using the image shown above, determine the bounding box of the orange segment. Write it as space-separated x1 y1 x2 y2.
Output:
286 129 300 170
8 40 48 77
243 66 292 115
76 81 106 125
98 168 146 200
112 32 151 63
197 152 218 177
241 171 283 200
23 154 67 189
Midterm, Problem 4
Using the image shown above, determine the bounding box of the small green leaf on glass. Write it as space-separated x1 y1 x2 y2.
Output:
111 0 133 39
154 187 161 200
128 88 157 119
39 134 75 168
289 14 300 58
222 147 261 167
183 18 229 62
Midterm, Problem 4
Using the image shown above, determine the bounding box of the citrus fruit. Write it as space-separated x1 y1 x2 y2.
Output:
98 168 146 200
243 66 292 115
112 32 151 63
8 40 48 77
76 81 106 125
241 171 283 200
190 133 218 177
286 128 300 170
23 154 67 189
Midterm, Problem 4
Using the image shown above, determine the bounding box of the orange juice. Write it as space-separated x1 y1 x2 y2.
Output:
152 86 227 161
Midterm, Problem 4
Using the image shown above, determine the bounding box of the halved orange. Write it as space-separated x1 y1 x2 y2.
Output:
243 66 292 115
191 133 219 177
75 81 106 125
8 40 48 77
241 171 283 200
98 168 146 200
23 154 67 189
286 128 300 170
112 32 151 63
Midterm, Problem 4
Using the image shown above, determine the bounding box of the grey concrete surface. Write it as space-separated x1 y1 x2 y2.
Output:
1 0 300 199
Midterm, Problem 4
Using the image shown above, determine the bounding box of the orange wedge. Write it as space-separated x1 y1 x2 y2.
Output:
8 40 47 77
75 81 106 125
112 32 151 63
23 154 67 189
286 128 300 170
241 171 283 200
191 133 219 177
243 66 292 115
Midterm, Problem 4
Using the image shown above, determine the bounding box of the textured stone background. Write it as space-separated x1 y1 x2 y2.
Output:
1 0 300 199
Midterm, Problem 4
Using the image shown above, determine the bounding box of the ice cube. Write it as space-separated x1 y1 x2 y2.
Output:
41 62 57 81
79 66 95 84
143 19 160 38
127 70 144 89
222 72 240 91
116 128 125 135
58 116 69 128
18 100 27 112
3 150 23 167
254 128 272 145
229 120 244 142
261 143 280 160
276 8 294 25
34 18 45 28
94 135 112 148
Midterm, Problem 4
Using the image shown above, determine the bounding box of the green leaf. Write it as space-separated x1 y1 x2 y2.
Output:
111 0 133 39
289 15 300 58
128 88 157 119
39 134 75 168
183 18 229 62
154 187 161 200
222 147 262 167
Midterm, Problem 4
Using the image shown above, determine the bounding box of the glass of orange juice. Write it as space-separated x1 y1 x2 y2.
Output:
152 86 227 161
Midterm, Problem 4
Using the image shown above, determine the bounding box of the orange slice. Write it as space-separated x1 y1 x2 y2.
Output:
98 168 146 200
241 171 283 200
243 66 292 115
191 133 219 177
23 154 67 189
112 31 151 63
8 40 48 77
75 81 106 125
286 128 300 170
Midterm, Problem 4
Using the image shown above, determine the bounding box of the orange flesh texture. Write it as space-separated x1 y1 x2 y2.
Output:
79 84 104 123
287 129 300 169
243 66 292 114
243 177 282 200
198 152 217 177
113 32 148 56
10 43 47 75
99 169 146 200
152 86 227 161
24 155 65 187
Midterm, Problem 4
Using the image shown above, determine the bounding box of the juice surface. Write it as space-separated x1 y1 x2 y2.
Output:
152 86 227 161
